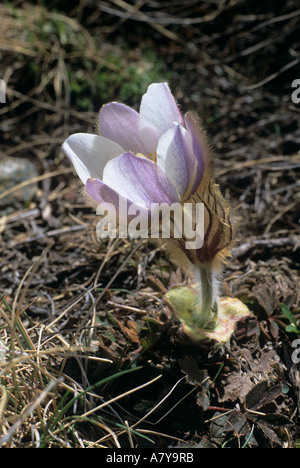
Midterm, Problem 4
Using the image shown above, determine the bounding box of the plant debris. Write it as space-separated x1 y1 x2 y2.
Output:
0 0 299 448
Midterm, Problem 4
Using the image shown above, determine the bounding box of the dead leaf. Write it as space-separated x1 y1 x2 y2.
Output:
244 381 283 412
218 347 281 404
179 356 209 387
123 320 140 344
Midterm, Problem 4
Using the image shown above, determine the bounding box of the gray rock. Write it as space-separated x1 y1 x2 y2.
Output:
0 156 39 212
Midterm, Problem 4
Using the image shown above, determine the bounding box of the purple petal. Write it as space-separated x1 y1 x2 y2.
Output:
86 178 149 237
99 102 148 155
184 112 207 192
103 152 179 209
156 123 198 201
87 177 150 215
86 177 128 207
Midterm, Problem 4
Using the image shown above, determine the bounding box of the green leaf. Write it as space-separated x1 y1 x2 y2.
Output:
281 303 300 333
286 324 299 333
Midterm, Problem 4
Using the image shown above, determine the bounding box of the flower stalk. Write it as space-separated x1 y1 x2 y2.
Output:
163 169 251 342
195 264 219 329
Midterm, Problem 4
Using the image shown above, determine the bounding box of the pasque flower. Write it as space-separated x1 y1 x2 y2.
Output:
63 82 251 343
63 82 205 212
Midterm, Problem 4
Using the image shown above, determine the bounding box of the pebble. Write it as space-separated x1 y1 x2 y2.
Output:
0 156 39 212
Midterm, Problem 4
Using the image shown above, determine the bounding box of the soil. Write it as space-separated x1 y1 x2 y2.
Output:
0 0 299 448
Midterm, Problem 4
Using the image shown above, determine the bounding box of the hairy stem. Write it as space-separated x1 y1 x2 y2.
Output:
192 263 219 329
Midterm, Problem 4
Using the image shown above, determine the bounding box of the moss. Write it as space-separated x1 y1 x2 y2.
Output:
69 46 171 110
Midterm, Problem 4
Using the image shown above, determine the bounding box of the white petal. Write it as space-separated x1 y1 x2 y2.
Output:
138 117 160 156
63 133 124 184
140 83 184 137
156 124 197 200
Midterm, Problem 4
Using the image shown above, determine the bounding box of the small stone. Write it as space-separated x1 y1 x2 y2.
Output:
0 156 38 212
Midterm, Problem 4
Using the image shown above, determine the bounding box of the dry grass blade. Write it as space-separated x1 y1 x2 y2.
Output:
98 0 184 43
79 374 162 420
0 385 8 429
246 57 300 90
0 378 63 448
130 376 187 430
0 169 73 202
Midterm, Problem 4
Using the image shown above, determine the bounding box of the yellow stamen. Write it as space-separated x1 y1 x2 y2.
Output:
136 151 157 163
149 151 157 163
